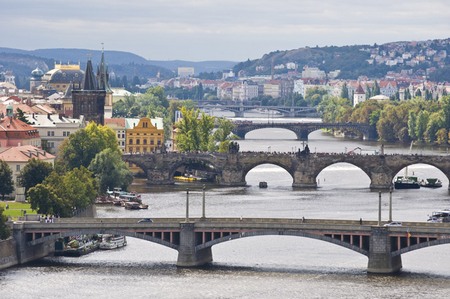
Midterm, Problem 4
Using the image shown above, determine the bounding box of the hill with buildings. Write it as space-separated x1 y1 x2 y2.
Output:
233 38 450 82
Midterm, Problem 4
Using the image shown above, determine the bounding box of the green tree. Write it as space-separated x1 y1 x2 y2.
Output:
0 207 10 239
426 112 443 143
340 83 349 100
0 160 14 200
16 108 30 124
27 184 69 216
213 118 236 152
18 158 53 195
58 122 120 170
408 111 417 140
372 80 380 96
415 110 430 141
88 148 133 193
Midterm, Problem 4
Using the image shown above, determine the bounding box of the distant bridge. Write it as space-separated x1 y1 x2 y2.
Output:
197 102 319 117
123 152 450 190
231 121 377 140
13 217 450 274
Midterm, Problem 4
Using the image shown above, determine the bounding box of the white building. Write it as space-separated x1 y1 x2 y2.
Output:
301 67 326 79
0 145 55 201
25 113 86 154
232 81 259 101
178 67 195 78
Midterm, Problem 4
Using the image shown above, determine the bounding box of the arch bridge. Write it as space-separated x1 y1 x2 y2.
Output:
13 218 450 274
122 152 450 191
232 122 377 141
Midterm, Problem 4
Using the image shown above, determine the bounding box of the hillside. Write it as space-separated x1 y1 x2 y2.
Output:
0 47 236 89
233 38 450 82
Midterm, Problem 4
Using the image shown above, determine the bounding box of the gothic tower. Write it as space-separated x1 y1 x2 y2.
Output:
72 58 106 125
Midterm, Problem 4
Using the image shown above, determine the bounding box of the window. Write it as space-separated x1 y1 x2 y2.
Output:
47 131 55 136
136 139 140 145
143 139 147 145
129 139 133 145
16 165 20 172
150 140 154 145
63 131 70 137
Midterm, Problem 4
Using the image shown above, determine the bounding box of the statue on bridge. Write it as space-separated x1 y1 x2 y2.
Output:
228 141 240 154
297 144 310 157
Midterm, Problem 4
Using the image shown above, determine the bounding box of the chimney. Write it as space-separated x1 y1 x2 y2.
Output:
47 113 51 120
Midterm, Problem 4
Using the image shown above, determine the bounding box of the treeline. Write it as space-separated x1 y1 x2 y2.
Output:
319 96 450 144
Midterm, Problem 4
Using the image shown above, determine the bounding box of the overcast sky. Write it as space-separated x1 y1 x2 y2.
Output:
3 0 450 62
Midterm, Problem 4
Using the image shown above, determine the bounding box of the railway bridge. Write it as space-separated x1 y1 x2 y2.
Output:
12 217 450 274
123 152 450 190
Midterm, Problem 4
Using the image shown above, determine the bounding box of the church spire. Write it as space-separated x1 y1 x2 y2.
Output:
83 58 97 90
97 46 112 92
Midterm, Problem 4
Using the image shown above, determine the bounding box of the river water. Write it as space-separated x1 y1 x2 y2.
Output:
2 116 450 298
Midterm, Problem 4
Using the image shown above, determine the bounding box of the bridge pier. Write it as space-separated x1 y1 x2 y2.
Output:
12 223 54 265
367 227 402 274
177 223 212 267
292 170 317 189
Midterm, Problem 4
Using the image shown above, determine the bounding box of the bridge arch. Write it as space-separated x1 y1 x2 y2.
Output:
196 231 369 257
391 162 450 186
393 237 450 256
316 162 371 188
28 229 179 251
244 163 294 186
241 160 295 185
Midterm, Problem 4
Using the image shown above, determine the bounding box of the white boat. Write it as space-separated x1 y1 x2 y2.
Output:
420 178 442 188
99 234 127 250
427 209 450 223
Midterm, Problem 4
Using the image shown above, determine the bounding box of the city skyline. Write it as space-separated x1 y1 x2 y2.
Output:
3 0 450 62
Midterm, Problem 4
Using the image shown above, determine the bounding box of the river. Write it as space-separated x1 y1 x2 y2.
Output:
2 116 450 298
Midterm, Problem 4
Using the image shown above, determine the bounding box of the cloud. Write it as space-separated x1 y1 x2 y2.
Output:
2 0 450 61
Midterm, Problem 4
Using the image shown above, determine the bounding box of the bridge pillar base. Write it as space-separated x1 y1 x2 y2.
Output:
367 227 402 274
177 247 212 267
177 222 213 267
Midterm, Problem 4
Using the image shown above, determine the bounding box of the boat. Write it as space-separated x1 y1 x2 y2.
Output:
174 175 197 182
394 176 420 189
54 235 100 257
420 178 442 188
99 234 127 250
427 209 450 223
124 201 148 210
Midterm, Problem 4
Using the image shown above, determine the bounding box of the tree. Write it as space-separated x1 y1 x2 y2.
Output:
0 160 14 200
213 118 236 152
27 184 69 216
58 122 120 170
415 110 430 141
29 167 98 216
16 108 30 124
18 158 53 195
88 148 133 193
0 207 10 239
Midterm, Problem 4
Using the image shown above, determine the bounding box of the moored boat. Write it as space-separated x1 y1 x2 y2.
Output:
427 209 450 223
99 234 127 250
394 176 420 189
420 178 442 188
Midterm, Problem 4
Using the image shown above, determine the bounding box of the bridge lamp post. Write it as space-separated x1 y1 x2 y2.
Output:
185 189 190 223
201 185 206 219
389 188 393 222
378 191 382 226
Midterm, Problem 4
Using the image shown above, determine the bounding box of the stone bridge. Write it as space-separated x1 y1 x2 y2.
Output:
12 218 450 274
123 152 450 190
232 122 377 141
198 103 319 117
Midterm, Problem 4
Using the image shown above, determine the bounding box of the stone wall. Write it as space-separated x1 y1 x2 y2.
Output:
0 238 19 270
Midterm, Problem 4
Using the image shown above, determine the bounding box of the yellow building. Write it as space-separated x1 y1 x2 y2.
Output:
125 117 164 154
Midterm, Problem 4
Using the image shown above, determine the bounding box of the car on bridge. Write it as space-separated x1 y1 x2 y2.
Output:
384 221 402 227
138 218 153 223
